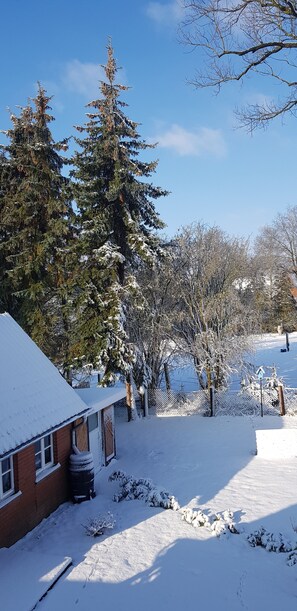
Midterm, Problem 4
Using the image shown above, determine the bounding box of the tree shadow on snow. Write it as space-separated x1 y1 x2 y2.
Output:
37 500 297 611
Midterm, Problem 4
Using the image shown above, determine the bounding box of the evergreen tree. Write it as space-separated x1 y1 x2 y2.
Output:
0 86 74 365
0 148 15 314
1 108 37 319
71 42 168 383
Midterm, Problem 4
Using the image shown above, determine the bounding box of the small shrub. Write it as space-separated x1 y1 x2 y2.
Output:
247 527 297 553
181 507 238 536
181 507 210 528
83 512 115 537
109 471 180 510
211 510 239 536
287 552 297 566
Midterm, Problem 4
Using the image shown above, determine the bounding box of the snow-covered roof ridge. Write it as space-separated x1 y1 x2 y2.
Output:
0 313 89 457
75 386 126 413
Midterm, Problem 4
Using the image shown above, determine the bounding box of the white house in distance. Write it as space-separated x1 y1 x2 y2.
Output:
0 313 126 547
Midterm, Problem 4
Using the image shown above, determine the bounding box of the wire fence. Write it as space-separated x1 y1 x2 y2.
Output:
282 387 297 416
149 388 209 417
214 388 279 417
148 385 297 417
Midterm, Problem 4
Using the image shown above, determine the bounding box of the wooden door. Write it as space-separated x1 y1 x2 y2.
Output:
103 406 115 463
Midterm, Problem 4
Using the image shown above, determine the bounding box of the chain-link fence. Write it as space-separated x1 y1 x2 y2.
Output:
214 388 280 417
148 388 209 416
148 385 297 417
282 388 297 416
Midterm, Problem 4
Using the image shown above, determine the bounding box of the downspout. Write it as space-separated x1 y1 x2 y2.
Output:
71 416 88 454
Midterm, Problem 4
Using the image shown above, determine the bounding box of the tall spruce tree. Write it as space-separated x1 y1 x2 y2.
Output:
71 43 168 384
0 148 14 314
0 110 33 317
0 86 74 366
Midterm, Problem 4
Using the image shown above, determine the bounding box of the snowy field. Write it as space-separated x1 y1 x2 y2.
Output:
250 331 297 388
167 331 297 391
4 332 297 610
9 417 297 610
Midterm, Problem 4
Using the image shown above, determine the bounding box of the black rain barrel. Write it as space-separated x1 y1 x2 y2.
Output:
69 451 95 502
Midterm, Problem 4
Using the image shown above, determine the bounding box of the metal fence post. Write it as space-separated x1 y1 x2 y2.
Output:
144 387 149 417
278 383 286 416
209 385 215 417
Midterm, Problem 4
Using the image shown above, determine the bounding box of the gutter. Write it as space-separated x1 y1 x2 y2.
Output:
0 407 90 460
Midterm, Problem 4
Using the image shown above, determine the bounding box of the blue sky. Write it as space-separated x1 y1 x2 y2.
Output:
0 0 295 241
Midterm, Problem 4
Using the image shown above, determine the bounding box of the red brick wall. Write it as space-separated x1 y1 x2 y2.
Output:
0 423 73 548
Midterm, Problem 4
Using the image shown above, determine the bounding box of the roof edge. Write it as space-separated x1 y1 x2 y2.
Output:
0 407 90 460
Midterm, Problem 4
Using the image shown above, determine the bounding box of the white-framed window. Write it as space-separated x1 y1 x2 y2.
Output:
88 412 99 432
34 434 54 474
0 455 14 500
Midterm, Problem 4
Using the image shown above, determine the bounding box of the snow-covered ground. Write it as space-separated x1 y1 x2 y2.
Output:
6 415 297 610
168 331 297 391
3 332 297 610
250 331 297 388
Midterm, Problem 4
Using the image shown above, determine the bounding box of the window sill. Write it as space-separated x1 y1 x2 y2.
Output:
35 463 61 483
0 490 22 509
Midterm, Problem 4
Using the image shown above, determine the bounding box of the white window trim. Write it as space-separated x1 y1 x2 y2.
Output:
35 434 54 475
0 455 14 501
35 462 61 484
0 490 22 510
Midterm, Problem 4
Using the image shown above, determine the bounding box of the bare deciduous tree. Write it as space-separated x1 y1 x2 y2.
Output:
171 223 253 389
252 205 297 330
127 255 178 394
256 205 297 271
181 0 297 129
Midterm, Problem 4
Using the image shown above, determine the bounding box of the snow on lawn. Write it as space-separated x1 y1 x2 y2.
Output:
250 332 297 387
13 415 297 611
163 331 297 392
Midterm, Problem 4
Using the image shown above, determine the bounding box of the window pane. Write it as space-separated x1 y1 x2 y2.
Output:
44 446 52 465
44 435 51 448
88 413 98 432
1 457 11 474
35 452 42 471
35 435 54 473
2 471 12 493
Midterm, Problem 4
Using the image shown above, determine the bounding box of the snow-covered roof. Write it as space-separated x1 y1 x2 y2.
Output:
0 313 89 457
75 386 126 413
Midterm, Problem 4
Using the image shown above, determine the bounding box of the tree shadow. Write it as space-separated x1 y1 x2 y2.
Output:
37 501 297 611
113 416 259 506
13 413 297 611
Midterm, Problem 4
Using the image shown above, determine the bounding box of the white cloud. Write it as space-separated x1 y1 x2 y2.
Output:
245 92 273 108
146 1 183 25
154 124 227 157
62 60 105 98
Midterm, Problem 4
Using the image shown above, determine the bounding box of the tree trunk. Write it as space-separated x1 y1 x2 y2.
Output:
126 371 139 421
164 362 171 396
194 356 207 389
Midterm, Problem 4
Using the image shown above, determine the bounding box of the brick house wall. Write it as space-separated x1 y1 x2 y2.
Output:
0 422 73 548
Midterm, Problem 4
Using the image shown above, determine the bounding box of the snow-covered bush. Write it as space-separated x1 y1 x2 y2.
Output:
83 512 115 537
181 507 210 528
181 507 238 537
210 510 239 536
287 552 297 566
147 488 180 510
247 527 297 553
109 470 180 510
